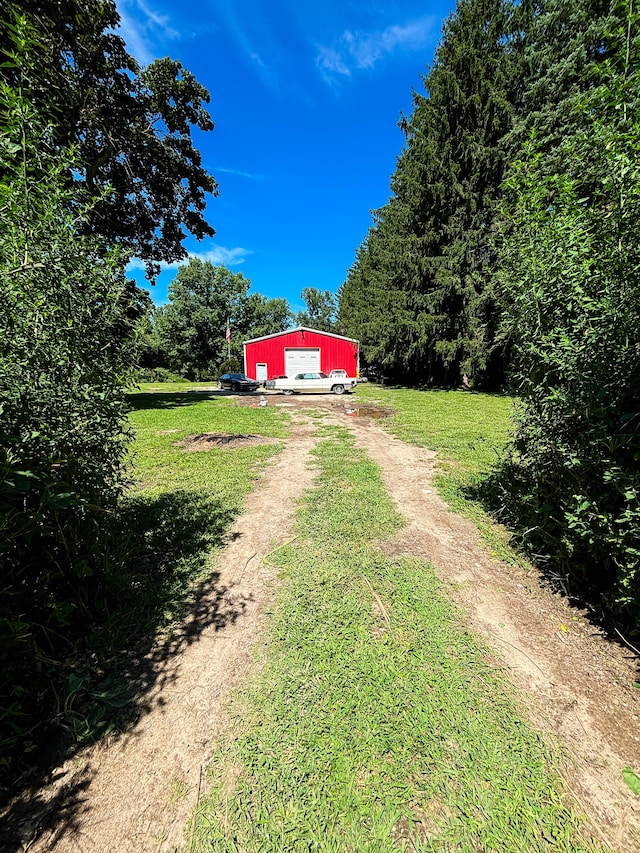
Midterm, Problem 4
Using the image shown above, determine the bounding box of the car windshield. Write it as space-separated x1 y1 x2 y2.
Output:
318 372 328 378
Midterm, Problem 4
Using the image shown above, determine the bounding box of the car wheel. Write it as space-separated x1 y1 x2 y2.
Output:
231 382 239 392
332 384 345 395
283 388 294 396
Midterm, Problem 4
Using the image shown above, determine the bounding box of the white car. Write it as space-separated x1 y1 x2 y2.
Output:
267 371 357 395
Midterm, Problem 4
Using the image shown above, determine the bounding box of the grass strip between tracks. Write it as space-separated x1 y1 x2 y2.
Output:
192 424 606 852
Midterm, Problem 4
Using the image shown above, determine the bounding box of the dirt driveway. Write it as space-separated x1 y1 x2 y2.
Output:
17 394 640 852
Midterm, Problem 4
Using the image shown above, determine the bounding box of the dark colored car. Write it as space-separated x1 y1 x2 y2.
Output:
218 372 260 392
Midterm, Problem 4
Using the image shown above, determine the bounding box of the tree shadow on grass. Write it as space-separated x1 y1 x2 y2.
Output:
126 390 221 410
0 487 250 851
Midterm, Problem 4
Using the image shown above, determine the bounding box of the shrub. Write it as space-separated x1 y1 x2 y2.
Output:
135 367 185 383
494 67 640 626
0 25 143 768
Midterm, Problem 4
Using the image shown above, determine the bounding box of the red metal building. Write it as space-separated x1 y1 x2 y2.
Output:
243 327 359 383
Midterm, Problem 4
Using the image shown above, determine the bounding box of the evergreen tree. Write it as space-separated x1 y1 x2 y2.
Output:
340 0 520 387
510 0 616 165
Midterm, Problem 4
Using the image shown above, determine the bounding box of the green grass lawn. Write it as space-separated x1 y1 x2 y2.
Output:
129 385 287 494
353 384 512 470
192 425 605 852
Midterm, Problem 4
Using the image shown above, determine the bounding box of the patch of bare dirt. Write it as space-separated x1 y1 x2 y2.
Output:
20 414 318 853
342 414 640 853
174 432 278 451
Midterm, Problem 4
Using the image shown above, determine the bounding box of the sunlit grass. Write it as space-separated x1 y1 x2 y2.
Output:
192 427 605 852
128 387 287 494
353 383 512 469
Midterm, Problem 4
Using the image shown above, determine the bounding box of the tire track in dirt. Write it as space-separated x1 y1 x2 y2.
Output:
22 414 319 853
343 413 640 853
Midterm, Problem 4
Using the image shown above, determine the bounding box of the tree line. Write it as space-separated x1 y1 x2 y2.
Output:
339 0 640 628
141 271 339 381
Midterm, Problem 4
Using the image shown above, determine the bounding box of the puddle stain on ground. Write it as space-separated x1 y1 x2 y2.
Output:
342 405 393 419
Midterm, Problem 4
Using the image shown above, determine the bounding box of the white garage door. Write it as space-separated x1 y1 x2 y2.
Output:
285 348 320 376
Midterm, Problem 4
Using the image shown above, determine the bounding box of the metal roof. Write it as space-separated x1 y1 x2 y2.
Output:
243 326 359 345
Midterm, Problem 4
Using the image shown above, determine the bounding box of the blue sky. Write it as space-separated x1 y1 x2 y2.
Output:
118 0 454 313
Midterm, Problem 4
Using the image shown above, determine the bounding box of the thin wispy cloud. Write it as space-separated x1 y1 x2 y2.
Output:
127 245 252 274
135 0 179 36
316 17 435 83
208 2 284 93
216 167 269 181
115 0 180 65
315 47 351 78
232 27 275 88
189 247 253 266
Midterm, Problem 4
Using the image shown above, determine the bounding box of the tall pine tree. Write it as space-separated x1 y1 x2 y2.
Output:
340 0 521 387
